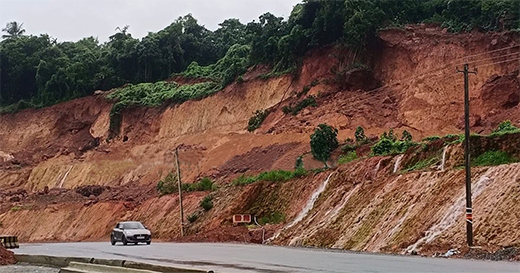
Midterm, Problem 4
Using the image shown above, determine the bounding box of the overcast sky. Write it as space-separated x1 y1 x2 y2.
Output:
0 0 301 42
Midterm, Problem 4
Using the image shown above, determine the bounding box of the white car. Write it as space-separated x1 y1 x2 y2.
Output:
111 221 151 245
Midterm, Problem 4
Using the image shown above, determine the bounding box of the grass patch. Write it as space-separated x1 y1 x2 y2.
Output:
339 151 357 164
423 136 441 142
473 151 518 167
183 177 217 192
232 168 308 186
259 211 285 225
402 156 440 173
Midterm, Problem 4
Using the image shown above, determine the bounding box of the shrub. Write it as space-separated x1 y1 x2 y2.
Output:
282 95 317 115
491 120 520 136
401 130 413 142
187 212 199 223
157 172 178 196
355 126 367 143
339 151 357 164
372 138 394 155
183 177 217 192
247 109 270 132
259 212 285 225
295 156 304 170
372 131 417 156
423 136 441 142
200 195 214 211
473 151 517 167
310 124 339 167
232 174 258 186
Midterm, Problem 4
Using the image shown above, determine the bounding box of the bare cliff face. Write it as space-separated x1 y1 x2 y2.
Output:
0 25 519 255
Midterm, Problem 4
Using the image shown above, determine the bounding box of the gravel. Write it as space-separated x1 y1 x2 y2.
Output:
0 264 59 273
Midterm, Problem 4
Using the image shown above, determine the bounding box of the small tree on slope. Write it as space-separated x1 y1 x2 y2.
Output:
310 124 339 168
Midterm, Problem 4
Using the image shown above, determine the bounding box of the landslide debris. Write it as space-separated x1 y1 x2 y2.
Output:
0 245 16 265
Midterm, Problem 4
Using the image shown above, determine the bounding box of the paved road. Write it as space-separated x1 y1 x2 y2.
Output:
14 242 519 273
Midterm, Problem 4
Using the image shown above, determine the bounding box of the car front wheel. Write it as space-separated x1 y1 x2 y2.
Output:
110 235 116 246
122 235 128 246
146 241 151 245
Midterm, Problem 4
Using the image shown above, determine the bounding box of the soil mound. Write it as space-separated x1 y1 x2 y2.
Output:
0 245 16 265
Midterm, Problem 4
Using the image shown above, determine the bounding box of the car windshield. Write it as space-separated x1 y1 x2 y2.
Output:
122 222 144 229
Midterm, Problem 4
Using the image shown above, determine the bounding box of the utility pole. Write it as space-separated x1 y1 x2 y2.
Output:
457 63 477 246
175 147 184 237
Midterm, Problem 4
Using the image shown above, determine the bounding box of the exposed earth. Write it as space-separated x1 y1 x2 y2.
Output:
0 25 519 258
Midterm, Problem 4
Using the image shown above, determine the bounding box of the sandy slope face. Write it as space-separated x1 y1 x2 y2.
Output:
376 27 520 136
272 159 520 254
0 26 519 254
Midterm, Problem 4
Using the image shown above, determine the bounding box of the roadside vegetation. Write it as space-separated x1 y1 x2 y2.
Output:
232 169 308 186
372 129 417 156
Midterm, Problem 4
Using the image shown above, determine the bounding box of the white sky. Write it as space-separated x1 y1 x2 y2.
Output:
0 0 301 42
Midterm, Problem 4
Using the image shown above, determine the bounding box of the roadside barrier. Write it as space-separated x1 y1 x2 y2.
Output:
15 254 209 272
60 261 159 273
0 235 19 249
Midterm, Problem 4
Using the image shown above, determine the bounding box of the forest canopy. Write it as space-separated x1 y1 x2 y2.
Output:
1 0 519 111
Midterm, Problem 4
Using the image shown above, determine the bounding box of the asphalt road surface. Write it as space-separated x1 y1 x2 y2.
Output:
14 242 519 273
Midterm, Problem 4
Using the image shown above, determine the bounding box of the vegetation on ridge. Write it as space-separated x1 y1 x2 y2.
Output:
2 1 519 112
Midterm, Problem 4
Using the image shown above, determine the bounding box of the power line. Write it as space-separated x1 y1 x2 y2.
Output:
330 56 520 120
463 44 520 61
474 57 520 69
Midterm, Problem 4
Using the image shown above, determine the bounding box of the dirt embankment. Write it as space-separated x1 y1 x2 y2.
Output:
0 246 15 265
0 25 519 256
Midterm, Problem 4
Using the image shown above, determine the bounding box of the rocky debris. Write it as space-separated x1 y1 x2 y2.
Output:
480 71 520 111
464 247 520 261
75 185 106 197
0 245 16 265
457 114 482 130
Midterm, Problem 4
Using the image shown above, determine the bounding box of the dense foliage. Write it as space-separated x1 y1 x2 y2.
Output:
2 1 519 110
491 120 520 136
107 81 219 137
372 129 416 156
310 124 339 166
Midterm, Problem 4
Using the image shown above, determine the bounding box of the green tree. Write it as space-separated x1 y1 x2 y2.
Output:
2 21 25 39
310 124 339 167
355 126 367 142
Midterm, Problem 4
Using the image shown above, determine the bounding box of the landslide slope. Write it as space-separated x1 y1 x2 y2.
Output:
0 26 519 255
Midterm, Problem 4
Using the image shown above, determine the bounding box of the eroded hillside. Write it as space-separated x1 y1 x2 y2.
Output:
0 26 519 257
